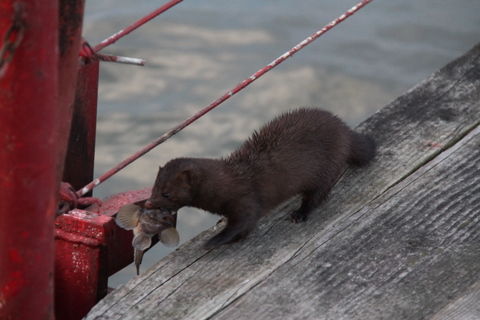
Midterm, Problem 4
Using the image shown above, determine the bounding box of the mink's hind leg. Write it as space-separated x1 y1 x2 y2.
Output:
290 189 329 223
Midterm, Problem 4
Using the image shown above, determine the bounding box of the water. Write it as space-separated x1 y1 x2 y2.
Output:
82 0 480 287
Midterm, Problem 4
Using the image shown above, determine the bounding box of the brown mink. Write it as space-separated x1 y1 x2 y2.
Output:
145 108 375 249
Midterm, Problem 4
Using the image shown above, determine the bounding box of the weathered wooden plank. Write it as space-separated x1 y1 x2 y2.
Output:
211 124 480 320
86 43 480 320
430 280 480 320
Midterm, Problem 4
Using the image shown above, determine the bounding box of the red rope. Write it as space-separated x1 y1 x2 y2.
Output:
77 0 374 197
92 0 184 53
58 182 102 214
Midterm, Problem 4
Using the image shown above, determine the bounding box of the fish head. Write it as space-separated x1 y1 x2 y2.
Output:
141 208 179 247
139 208 176 235
115 201 180 276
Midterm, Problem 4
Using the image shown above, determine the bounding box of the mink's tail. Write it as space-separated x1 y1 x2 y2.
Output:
347 131 376 167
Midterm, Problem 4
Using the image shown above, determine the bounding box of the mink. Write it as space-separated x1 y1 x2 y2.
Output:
145 108 376 249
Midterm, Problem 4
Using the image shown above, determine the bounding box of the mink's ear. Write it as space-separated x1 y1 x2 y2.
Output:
152 165 164 192
177 169 193 187
177 161 200 187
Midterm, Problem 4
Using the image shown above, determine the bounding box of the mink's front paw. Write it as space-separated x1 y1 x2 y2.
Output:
289 209 308 223
203 228 249 249
203 235 226 249
203 232 238 249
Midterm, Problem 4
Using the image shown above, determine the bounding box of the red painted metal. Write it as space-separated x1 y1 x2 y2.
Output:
98 188 152 217
55 47 137 319
0 1 59 319
56 35 146 318
58 59 104 214
57 0 86 179
54 188 151 320
92 0 184 53
79 40 145 66
77 0 374 197
55 212 111 320
1 0 374 318
55 58 99 320
63 59 98 192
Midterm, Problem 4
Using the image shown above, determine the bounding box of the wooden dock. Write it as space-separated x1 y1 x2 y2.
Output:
86 43 480 320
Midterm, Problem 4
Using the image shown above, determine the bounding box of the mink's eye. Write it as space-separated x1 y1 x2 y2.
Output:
162 192 171 199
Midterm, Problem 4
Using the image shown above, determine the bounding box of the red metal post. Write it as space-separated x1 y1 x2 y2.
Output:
55 213 115 320
55 58 99 319
56 47 140 320
56 3 146 316
54 188 150 320
62 59 98 192
57 0 87 165
0 1 59 320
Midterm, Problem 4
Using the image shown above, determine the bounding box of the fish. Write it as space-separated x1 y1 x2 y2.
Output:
115 202 179 275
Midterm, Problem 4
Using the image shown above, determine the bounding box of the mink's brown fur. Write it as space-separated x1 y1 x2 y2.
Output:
146 108 375 248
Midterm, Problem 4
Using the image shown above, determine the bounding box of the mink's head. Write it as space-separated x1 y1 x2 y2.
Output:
146 159 198 211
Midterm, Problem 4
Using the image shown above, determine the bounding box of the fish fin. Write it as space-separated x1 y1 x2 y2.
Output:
115 204 141 230
134 249 144 276
132 233 152 251
160 227 180 247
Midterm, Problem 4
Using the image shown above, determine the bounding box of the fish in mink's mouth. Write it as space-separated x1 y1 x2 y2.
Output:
115 202 179 275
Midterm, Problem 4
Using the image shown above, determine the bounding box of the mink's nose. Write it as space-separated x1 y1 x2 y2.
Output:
144 200 153 208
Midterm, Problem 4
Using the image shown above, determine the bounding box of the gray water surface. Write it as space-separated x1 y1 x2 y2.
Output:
83 0 480 286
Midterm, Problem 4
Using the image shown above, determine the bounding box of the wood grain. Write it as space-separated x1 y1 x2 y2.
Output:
212 125 480 320
86 43 480 320
430 280 480 320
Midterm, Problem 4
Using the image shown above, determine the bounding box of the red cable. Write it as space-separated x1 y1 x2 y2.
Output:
77 0 374 197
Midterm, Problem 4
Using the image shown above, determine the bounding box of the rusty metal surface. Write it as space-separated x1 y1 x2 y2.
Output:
63 59 99 193
97 188 151 216
55 39 148 320
1 1 161 319
54 188 151 319
0 1 59 319
56 2 153 315
57 0 86 180
55 211 111 320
